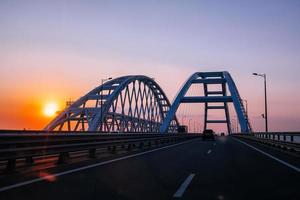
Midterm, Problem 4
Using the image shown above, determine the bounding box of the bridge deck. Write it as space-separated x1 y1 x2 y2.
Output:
0 137 299 200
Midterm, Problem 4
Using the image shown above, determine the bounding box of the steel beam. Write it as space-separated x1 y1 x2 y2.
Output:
206 106 226 109
87 94 109 100
206 120 228 123
181 96 233 103
191 78 226 84
206 91 223 95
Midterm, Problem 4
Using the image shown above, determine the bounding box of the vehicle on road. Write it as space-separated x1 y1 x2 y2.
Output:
178 125 188 133
220 132 225 136
202 129 215 141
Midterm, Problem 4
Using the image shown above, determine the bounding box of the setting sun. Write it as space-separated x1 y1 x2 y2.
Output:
43 103 58 117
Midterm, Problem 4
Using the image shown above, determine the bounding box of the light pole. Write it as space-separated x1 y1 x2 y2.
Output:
100 77 112 132
236 116 239 132
253 73 268 132
231 118 236 133
181 114 186 125
242 99 248 116
231 116 239 133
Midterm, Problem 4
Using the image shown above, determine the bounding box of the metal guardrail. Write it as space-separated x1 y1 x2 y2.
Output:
252 132 300 143
232 132 300 153
0 132 200 173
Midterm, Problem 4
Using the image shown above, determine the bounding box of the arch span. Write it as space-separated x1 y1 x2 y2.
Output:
45 75 179 132
160 71 252 133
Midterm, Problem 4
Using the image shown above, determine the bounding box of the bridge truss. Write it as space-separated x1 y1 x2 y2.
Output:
160 71 252 133
45 72 251 133
45 75 179 132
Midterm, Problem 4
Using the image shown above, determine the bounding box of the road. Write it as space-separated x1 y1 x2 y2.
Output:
0 136 299 200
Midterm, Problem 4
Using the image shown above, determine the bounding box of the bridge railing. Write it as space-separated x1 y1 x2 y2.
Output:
0 132 200 173
253 132 300 144
232 132 300 153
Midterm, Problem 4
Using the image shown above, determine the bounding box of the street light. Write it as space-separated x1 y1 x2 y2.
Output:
242 99 248 116
252 73 268 132
100 77 112 132
234 115 239 133
181 114 186 125
231 118 236 133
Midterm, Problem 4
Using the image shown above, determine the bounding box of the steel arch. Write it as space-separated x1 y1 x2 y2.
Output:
45 75 179 132
160 71 252 133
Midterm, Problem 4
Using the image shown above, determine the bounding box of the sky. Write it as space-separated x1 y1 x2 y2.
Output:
0 0 299 132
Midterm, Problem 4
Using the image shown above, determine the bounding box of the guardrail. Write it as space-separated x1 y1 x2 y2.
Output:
253 132 300 143
232 132 300 153
0 132 200 173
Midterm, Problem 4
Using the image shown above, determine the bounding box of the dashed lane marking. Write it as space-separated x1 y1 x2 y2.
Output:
173 173 195 198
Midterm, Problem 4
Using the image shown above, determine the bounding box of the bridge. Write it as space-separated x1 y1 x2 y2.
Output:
0 72 299 200
44 71 251 134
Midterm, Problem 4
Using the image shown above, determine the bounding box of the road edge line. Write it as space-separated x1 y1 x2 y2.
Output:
232 137 300 173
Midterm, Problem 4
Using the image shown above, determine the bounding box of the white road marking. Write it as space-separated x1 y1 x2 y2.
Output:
207 149 212 154
233 137 300 173
173 173 195 198
0 138 200 193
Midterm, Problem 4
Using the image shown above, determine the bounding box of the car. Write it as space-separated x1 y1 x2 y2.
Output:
202 129 215 141
177 125 188 133
220 132 225 136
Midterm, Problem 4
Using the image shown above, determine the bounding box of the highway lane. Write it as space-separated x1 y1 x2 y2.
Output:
0 137 299 200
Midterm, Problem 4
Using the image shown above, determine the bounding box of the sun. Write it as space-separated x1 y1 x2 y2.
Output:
43 102 59 117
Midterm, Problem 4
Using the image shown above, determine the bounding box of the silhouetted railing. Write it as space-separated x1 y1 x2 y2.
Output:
0 132 200 173
253 132 300 143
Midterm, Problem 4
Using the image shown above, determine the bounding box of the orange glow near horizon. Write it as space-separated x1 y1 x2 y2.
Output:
0 91 67 130
43 102 59 117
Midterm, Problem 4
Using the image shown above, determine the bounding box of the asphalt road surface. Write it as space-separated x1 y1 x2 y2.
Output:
0 136 299 200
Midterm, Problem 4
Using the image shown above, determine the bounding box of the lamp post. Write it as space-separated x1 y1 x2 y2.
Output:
231 116 239 133
231 118 236 133
100 77 112 132
242 99 248 116
236 116 239 132
181 114 186 125
252 73 268 132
